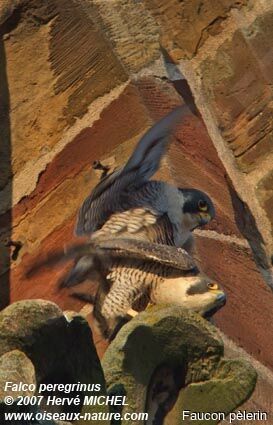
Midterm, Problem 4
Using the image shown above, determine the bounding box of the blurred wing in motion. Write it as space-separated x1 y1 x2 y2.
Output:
94 238 197 272
26 236 197 286
25 243 101 284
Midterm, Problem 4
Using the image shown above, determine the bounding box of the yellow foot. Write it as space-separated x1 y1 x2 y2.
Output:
79 304 93 318
127 308 139 318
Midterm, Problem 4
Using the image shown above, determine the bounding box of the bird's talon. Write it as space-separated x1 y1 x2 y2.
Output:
127 308 138 318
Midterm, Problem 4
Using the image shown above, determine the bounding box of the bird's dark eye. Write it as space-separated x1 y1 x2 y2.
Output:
207 282 218 290
198 199 208 212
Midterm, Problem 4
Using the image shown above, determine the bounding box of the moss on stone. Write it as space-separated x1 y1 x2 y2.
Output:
166 359 257 424
102 305 224 424
102 305 256 425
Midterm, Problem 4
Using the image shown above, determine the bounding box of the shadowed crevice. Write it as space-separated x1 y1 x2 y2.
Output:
160 46 200 117
0 36 11 309
226 176 269 270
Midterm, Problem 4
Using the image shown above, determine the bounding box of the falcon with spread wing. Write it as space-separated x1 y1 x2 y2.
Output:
65 106 215 287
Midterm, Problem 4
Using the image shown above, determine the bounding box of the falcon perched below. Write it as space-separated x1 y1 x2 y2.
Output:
36 238 226 339
65 106 215 287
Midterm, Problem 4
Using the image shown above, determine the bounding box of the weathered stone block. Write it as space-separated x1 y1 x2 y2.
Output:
0 300 106 389
200 12 273 172
256 170 273 240
0 349 36 400
195 234 273 370
102 305 256 425
91 0 160 72
219 334 273 425
0 349 38 423
143 0 247 59
0 0 127 213
0 300 109 424
166 359 256 425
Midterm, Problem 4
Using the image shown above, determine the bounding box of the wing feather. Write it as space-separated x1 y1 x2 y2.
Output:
26 233 196 284
75 105 187 236
95 239 197 271
28 238 196 276
91 208 159 240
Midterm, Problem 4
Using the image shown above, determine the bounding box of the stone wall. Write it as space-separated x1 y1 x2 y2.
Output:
1 0 273 370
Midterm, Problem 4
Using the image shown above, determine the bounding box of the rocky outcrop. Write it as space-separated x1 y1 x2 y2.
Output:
103 305 256 425
219 334 273 425
0 349 36 400
0 299 107 424
0 300 257 424
165 359 256 425
0 0 273 381
0 300 106 420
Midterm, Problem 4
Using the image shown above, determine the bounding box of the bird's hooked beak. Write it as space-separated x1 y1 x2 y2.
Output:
216 291 227 305
198 212 212 226
204 289 227 319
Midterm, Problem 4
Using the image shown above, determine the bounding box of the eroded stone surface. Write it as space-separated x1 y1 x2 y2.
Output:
102 305 256 425
219 333 273 425
166 359 256 425
195 234 273 370
176 1 273 284
0 0 128 215
0 299 106 389
143 0 248 60
200 19 273 173
257 170 273 240
0 350 36 400
91 0 160 72
0 300 107 424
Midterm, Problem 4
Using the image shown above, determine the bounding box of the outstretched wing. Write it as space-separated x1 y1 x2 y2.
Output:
27 237 196 278
95 239 197 272
26 230 196 290
75 105 187 236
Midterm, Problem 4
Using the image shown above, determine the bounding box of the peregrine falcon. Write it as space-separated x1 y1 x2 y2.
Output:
66 106 215 287
35 238 226 339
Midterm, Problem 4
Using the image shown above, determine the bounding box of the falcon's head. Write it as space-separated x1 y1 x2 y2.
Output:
152 273 226 318
183 274 226 318
179 188 215 231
